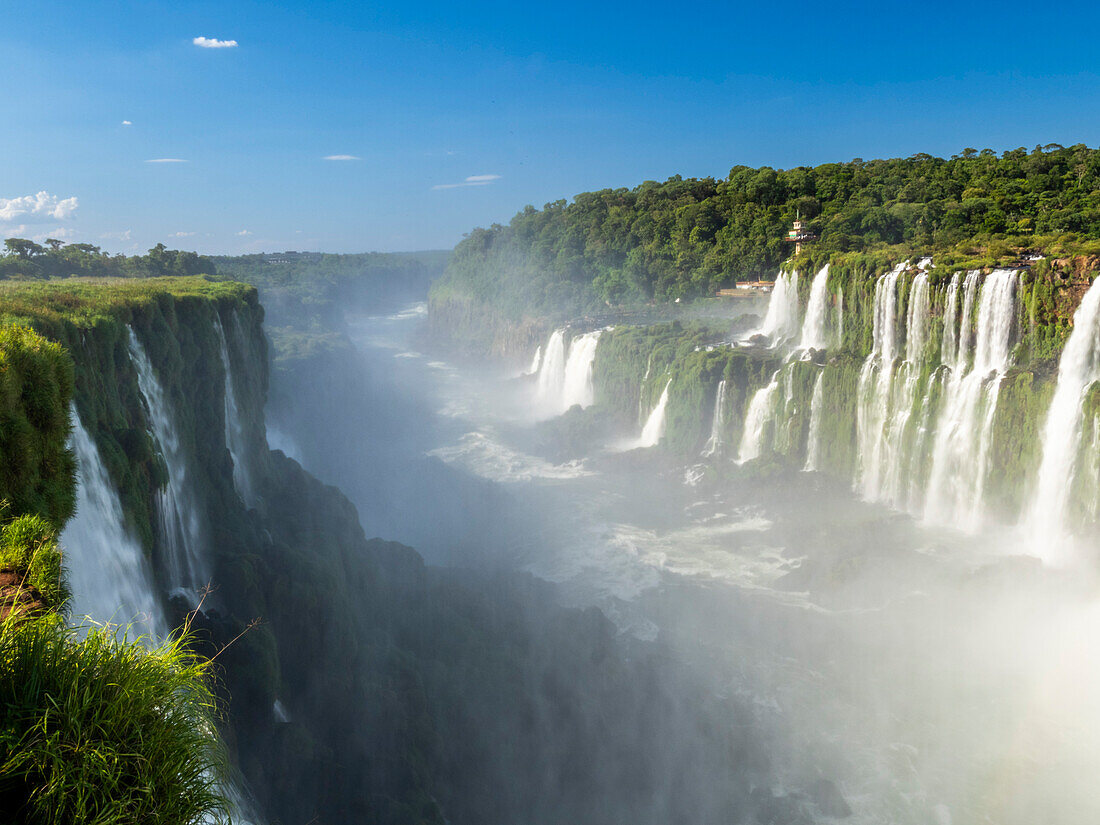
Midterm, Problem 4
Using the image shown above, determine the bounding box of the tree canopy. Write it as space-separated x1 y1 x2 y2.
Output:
435 144 1100 317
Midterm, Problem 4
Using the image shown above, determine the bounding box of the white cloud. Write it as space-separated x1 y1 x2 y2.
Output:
432 174 502 190
193 36 238 49
0 191 79 222
145 158 188 163
32 228 76 243
171 231 196 238
323 154 360 161
236 229 252 236
100 230 132 242
121 120 132 126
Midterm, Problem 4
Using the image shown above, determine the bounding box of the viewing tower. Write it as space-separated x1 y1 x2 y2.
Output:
786 218 817 255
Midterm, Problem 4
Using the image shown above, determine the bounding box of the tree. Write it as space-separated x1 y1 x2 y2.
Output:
4 239 45 259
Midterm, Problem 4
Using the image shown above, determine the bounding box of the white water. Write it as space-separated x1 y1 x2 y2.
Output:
635 379 672 449
737 372 780 463
535 329 602 415
535 329 566 408
215 317 257 509
525 345 542 376
1028 275 1100 562
701 380 728 456
128 330 209 596
803 371 825 472
854 263 908 501
750 270 800 345
923 269 1019 529
62 406 166 639
797 264 831 351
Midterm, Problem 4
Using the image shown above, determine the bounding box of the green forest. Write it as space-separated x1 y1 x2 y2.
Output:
433 144 1100 318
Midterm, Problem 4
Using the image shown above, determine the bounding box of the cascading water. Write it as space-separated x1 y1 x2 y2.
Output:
797 264 831 351
215 317 257 509
561 331 601 410
702 380 728 456
535 329 601 415
923 269 1019 529
854 263 907 501
748 270 800 346
525 345 542 376
62 406 166 639
635 379 672 448
1027 275 1100 562
535 330 566 407
128 330 209 598
737 372 780 463
803 371 825 471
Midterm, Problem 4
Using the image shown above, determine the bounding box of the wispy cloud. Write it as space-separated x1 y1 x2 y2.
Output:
193 36 238 49
100 230 132 242
171 231 196 238
432 174 502 190
0 191 79 222
121 120 133 126
145 158 188 163
323 154 360 161
236 229 252 236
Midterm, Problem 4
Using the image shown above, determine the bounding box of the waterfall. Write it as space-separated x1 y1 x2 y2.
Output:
737 372 780 463
854 263 907 501
525 345 542 376
1027 275 1100 561
837 287 844 347
62 406 166 639
128 330 209 597
702 380 728 456
803 371 825 471
749 270 800 345
561 331 601 411
941 272 961 368
534 329 601 414
215 317 257 509
535 330 566 408
797 264 832 351
635 379 672 448
923 269 1019 529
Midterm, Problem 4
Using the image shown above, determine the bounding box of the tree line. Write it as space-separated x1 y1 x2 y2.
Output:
436 144 1100 315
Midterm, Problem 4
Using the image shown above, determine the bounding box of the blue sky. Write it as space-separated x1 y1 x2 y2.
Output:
3 0 1100 254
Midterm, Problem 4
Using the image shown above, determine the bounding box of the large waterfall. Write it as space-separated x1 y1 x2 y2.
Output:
750 270 800 345
797 264 831 351
62 407 166 639
1028 275 1100 561
923 269 1018 529
128 331 209 598
216 317 258 509
535 329 602 415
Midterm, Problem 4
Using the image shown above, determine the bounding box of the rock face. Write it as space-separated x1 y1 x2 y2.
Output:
0 569 48 621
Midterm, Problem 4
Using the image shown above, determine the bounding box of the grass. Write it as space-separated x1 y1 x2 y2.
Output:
0 277 255 332
0 613 232 824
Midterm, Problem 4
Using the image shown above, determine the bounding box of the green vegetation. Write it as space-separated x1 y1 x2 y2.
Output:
0 616 229 825
0 241 216 282
0 326 75 527
433 144 1100 331
0 514 67 612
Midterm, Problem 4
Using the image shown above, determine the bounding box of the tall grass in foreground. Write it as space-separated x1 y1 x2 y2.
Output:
0 615 231 824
